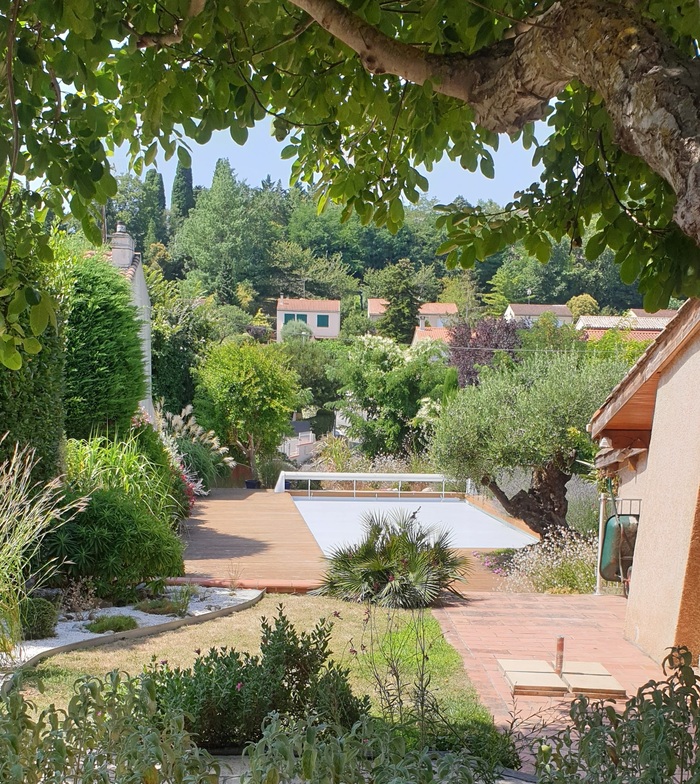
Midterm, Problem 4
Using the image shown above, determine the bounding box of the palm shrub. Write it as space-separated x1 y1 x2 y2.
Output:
0 439 85 657
41 487 184 601
314 509 470 608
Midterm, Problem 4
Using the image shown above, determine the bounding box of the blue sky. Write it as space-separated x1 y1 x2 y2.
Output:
111 120 543 207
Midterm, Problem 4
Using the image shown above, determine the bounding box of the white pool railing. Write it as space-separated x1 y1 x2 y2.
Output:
274 471 476 498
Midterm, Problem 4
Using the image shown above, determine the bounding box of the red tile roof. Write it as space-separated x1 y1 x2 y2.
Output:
420 302 458 315
367 299 457 317
583 328 661 342
277 298 340 313
411 326 451 345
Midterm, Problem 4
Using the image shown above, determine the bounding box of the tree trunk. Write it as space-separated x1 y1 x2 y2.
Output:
247 433 258 481
485 461 572 537
287 0 700 248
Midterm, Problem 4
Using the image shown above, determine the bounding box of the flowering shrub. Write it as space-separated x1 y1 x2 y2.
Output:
500 530 598 594
146 606 368 750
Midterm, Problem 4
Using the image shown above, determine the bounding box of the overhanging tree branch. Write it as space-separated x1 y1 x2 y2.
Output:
285 0 700 247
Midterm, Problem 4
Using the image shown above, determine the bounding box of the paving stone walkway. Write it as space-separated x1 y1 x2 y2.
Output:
433 592 664 731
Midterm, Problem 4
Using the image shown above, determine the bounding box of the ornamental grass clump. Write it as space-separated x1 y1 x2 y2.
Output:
0 439 86 658
314 509 469 608
502 529 598 594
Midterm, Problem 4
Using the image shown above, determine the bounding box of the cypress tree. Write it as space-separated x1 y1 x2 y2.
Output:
170 162 195 232
143 170 167 244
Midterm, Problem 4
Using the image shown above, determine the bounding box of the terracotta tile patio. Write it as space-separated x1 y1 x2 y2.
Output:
433 592 664 730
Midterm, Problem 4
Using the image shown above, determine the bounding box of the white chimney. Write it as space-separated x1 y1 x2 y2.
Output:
110 223 134 269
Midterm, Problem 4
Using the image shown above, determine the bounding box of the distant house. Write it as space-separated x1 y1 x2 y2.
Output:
575 310 677 341
503 303 573 326
108 223 153 419
411 326 451 346
589 299 699 663
367 299 458 327
276 297 341 341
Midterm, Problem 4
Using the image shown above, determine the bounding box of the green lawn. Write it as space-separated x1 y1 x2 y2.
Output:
17 594 517 767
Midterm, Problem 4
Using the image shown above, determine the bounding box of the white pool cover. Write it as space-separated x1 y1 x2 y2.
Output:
292 497 537 555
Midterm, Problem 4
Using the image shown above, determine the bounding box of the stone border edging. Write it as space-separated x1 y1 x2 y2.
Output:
169 577 322 594
2 588 265 696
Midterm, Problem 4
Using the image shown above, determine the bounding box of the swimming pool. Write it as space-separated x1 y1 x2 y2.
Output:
292 496 537 555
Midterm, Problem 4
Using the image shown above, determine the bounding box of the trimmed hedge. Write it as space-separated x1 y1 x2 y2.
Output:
20 597 58 640
63 256 145 439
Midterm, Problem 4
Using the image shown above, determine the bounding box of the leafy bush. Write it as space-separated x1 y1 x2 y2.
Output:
42 487 184 601
537 647 700 783
85 614 138 633
244 714 487 784
0 441 85 656
257 453 296 490
314 509 469 608
147 607 369 750
0 672 217 783
20 597 58 640
135 597 181 615
63 254 145 439
502 530 598 594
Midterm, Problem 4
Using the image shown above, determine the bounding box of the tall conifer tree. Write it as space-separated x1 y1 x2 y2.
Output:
170 162 195 233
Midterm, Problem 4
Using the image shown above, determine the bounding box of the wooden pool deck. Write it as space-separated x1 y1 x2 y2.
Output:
183 489 502 592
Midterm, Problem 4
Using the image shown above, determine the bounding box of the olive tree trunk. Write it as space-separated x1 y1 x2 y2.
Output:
485 462 572 537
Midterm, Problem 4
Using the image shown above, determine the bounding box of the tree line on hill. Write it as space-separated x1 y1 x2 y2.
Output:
106 157 647 326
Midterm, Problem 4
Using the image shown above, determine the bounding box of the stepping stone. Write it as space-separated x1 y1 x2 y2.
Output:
562 673 626 698
562 661 611 676
504 670 569 696
496 658 554 674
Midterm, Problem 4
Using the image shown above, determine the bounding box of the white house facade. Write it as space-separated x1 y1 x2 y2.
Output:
109 223 154 419
276 297 341 341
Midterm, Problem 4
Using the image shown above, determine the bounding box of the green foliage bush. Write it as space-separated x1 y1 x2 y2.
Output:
0 230 65 482
63 255 145 439
20 597 58 640
42 487 184 601
147 606 369 750
245 714 486 784
314 509 469 608
85 614 138 633
132 421 192 519
537 647 700 783
0 672 217 783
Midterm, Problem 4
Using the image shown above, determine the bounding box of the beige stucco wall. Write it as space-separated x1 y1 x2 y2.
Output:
623 335 700 662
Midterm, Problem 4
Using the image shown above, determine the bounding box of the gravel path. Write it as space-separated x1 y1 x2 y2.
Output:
12 587 261 663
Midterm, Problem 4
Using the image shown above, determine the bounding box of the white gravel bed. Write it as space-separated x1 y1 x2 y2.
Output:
13 587 261 663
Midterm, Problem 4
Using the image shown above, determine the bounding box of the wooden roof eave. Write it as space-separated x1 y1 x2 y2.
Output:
589 299 700 441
